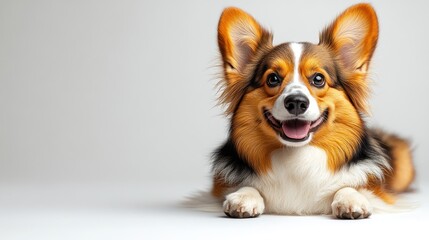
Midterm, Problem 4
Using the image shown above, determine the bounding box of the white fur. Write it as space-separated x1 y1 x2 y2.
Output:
182 191 223 212
187 146 396 216
359 188 418 213
223 186 265 217
271 43 321 147
185 145 395 216
332 187 372 219
277 132 314 147
244 145 388 215
290 43 303 84
230 23 259 72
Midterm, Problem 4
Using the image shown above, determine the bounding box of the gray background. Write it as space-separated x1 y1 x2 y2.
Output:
1 1 429 239
1 0 428 187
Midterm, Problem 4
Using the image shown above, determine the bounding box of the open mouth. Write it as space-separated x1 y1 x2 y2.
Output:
263 108 328 142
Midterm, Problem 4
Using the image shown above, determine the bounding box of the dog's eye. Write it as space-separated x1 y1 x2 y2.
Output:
311 73 325 88
266 73 281 88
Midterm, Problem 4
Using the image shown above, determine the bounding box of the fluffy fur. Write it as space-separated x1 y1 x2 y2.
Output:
210 4 414 219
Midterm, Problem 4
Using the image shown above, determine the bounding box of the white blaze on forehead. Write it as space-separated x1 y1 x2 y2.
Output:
271 42 321 135
290 42 303 83
285 43 306 93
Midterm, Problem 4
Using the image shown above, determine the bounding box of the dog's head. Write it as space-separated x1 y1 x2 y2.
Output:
217 4 379 170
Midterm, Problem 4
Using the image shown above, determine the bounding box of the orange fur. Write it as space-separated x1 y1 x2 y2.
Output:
212 176 231 198
377 132 415 192
231 88 283 174
311 88 364 171
365 174 396 204
217 7 264 74
299 51 365 171
319 3 379 115
217 7 280 174
213 4 414 209
217 7 272 115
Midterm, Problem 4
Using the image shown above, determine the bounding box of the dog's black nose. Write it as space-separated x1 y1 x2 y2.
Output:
284 94 309 116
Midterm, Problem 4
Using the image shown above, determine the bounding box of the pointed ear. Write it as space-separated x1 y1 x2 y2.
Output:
319 3 379 114
320 3 378 72
218 7 272 81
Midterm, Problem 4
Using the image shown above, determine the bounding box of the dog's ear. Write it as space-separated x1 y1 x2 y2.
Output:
218 7 272 83
320 3 378 73
217 8 272 115
319 3 378 114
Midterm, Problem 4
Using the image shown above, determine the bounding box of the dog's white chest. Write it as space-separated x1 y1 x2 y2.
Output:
253 146 338 214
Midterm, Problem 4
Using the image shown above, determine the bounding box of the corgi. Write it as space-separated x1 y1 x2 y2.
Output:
211 3 414 219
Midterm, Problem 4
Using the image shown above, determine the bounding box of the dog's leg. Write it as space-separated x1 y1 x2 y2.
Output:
331 187 372 219
223 186 264 218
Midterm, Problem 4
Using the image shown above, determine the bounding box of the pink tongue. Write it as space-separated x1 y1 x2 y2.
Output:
282 120 311 139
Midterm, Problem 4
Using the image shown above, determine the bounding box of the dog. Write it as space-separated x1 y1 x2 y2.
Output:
211 3 414 219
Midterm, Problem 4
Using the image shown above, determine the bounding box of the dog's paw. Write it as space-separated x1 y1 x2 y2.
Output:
332 187 372 219
223 187 264 218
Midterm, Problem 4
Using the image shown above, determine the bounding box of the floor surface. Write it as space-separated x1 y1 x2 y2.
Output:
1 181 428 240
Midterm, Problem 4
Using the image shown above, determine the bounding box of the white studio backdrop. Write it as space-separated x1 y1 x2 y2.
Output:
0 0 428 188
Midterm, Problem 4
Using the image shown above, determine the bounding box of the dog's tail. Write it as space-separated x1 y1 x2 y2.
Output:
373 129 415 193
181 191 223 213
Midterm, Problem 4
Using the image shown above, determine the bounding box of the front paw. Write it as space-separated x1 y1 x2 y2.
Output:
223 187 264 218
332 187 372 219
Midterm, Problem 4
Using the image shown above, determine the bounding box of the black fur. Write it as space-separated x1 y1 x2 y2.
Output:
347 128 391 173
212 138 256 185
372 131 393 161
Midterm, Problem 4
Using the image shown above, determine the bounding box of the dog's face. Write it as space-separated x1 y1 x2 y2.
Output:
259 43 334 147
217 4 379 169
